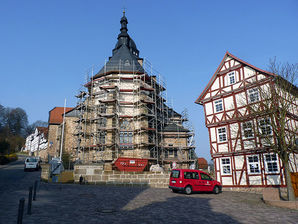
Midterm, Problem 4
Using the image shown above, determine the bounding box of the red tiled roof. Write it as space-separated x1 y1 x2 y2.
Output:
37 127 49 139
197 157 208 169
48 107 73 125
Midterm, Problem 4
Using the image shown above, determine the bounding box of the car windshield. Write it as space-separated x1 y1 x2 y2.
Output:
171 170 180 178
26 158 37 162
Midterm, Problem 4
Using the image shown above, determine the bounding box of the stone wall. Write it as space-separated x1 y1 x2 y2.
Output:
47 124 60 157
63 117 77 158
223 186 288 198
41 164 50 181
74 165 170 188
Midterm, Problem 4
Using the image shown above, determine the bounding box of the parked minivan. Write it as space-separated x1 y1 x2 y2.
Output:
169 169 222 195
24 157 40 171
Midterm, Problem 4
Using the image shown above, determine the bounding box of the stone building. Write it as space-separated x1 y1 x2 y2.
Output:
47 107 73 159
74 12 196 170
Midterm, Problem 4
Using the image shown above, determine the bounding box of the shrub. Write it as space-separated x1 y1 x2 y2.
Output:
0 156 9 165
7 153 18 161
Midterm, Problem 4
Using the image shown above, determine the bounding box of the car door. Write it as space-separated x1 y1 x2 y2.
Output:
199 173 213 191
191 171 200 191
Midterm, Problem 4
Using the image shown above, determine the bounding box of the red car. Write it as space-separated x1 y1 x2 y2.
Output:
169 169 222 195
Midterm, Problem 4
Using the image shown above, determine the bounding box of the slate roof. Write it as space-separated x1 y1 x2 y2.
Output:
48 107 73 125
163 123 189 132
96 44 144 77
65 109 80 118
94 12 144 78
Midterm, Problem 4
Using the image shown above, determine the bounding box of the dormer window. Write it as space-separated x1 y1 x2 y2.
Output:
228 71 236 85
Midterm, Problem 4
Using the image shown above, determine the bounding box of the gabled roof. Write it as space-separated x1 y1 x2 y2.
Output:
194 51 275 105
36 127 48 139
48 107 73 125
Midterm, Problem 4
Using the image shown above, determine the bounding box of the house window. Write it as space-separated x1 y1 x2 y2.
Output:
119 132 133 149
228 72 236 85
168 149 178 158
99 132 105 144
264 153 279 173
259 118 272 135
247 155 260 174
221 158 231 174
214 99 223 112
98 118 107 127
164 150 168 158
217 127 227 142
242 121 254 138
248 88 259 103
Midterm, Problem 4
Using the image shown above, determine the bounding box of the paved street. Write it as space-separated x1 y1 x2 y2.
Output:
0 159 297 224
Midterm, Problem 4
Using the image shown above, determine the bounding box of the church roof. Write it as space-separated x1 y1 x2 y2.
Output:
95 12 144 78
95 44 144 77
163 123 189 132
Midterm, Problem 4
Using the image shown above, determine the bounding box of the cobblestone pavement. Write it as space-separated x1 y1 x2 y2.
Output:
1 182 297 224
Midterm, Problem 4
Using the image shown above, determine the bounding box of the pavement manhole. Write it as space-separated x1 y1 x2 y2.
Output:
97 207 116 214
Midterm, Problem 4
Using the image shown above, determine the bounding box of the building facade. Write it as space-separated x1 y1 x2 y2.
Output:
24 127 48 158
47 107 73 159
195 52 297 188
74 12 196 170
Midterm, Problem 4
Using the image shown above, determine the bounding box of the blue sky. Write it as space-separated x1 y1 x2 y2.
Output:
0 0 297 161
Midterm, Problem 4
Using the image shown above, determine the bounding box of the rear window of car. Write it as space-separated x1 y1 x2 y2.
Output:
171 170 180 178
26 158 37 162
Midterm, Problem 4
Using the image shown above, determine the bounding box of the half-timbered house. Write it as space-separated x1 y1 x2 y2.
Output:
195 52 298 189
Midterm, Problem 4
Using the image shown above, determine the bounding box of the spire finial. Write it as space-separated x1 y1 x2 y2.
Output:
123 7 126 16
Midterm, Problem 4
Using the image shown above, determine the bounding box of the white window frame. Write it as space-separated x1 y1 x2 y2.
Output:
258 117 272 136
221 158 231 175
264 153 279 174
214 99 223 113
242 121 254 139
217 127 227 142
247 155 261 174
227 71 236 85
248 88 260 103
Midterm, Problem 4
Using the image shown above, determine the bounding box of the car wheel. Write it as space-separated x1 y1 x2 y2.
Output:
184 186 192 195
213 186 220 194
172 189 179 193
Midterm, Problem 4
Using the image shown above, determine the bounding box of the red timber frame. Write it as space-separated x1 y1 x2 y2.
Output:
195 52 298 188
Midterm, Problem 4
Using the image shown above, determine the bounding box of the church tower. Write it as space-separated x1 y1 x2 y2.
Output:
75 12 196 170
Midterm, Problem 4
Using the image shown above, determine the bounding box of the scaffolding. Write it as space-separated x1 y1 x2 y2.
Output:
74 59 196 167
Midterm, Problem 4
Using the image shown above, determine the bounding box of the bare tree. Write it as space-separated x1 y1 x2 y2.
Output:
246 59 297 201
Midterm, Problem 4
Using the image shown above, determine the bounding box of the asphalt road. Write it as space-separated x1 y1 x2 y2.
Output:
0 155 41 223
1 157 297 224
